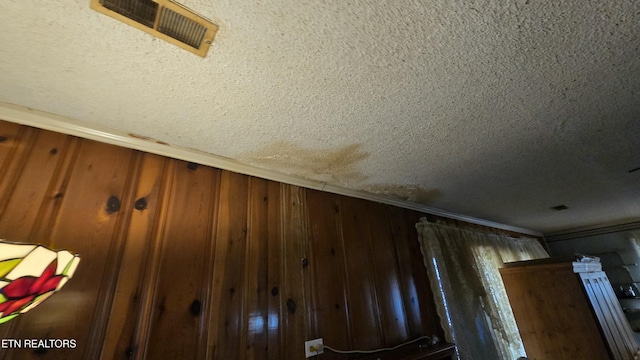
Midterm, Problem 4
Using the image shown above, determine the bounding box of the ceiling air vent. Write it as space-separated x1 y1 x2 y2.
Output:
91 0 218 57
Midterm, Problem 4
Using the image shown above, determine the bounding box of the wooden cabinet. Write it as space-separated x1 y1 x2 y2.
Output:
500 259 640 360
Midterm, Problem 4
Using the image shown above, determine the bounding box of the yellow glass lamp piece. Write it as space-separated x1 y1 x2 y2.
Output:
0 240 80 324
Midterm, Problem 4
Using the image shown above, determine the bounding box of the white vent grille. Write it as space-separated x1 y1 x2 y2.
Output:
91 0 218 57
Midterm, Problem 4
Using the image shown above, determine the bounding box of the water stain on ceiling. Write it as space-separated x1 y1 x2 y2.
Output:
241 142 442 204
362 183 442 205
239 141 369 186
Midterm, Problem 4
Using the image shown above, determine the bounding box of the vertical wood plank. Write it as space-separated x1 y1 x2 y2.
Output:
279 184 311 360
266 181 282 360
131 159 177 360
0 121 23 169
144 161 217 360
366 202 410 345
306 190 351 359
196 167 221 360
0 125 38 222
27 136 82 243
338 196 382 350
100 154 167 360
84 150 143 360
0 130 71 242
301 188 317 346
208 170 249 359
244 177 270 360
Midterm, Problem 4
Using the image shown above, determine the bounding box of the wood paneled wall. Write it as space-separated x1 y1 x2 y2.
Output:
0 120 506 359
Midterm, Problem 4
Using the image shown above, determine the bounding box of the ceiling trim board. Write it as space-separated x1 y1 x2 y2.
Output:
0 101 542 237
545 221 640 242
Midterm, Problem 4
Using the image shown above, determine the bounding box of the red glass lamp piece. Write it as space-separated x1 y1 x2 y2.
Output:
0 241 80 324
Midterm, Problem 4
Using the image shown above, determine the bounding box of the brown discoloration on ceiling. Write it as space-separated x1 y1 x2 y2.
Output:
363 183 442 205
240 141 369 185
129 133 153 141
129 133 171 146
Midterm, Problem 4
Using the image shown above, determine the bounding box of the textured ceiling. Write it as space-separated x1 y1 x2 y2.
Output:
0 0 639 234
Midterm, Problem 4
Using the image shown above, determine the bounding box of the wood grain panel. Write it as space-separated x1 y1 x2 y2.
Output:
265 181 282 360
279 184 311 360
500 263 611 360
196 167 221 360
84 150 143 359
0 121 23 170
100 153 167 360
306 189 351 356
208 170 249 359
366 202 410 345
0 126 39 225
144 161 218 360
339 196 383 350
0 130 71 242
130 158 177 360
244 177 270 360
26 137 82 243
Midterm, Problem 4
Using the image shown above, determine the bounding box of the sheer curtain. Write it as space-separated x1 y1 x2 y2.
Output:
416 218 549 360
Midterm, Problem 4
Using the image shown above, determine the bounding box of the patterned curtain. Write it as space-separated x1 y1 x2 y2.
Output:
416 218 549 360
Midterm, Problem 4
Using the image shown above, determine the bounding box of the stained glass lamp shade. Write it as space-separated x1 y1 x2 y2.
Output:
0 241 80 324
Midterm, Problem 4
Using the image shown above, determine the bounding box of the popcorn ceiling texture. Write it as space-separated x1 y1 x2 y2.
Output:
0 0 638 233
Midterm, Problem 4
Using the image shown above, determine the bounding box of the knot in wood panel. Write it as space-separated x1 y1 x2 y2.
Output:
286 298 296 314
134 197 148 211
190 299 202 316
187 162 199 170
106 196 121 213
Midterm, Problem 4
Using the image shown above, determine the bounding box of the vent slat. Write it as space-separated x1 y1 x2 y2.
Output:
100 0 157 28
158 8 207 49
92 0 217 56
